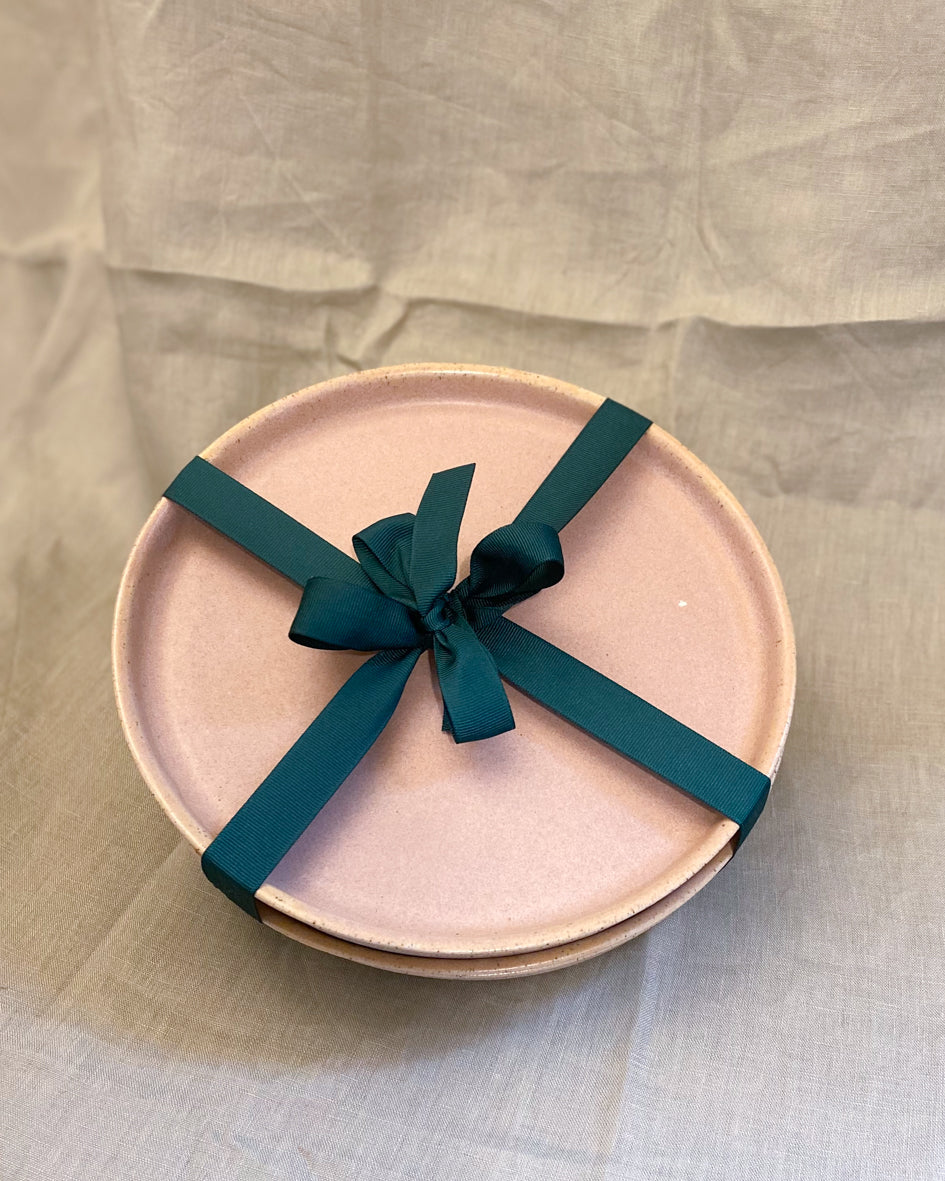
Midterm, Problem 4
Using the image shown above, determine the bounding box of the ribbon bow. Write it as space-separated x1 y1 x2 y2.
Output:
164 398 770 918
291 462 564 744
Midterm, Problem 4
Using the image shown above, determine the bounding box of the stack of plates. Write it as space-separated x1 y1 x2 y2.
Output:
113 365 795 979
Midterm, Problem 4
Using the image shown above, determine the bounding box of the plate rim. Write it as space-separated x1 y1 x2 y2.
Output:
259 839 737 980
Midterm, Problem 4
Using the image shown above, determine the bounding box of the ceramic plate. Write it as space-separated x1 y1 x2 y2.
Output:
260 840 736 979
114 365 794 958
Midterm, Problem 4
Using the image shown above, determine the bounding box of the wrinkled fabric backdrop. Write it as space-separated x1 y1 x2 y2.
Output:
2 2 944 1178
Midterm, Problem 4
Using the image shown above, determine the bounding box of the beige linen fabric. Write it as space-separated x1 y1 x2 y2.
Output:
2 1 944 1177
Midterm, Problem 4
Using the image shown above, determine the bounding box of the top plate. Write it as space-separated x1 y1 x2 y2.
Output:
113 365 794 957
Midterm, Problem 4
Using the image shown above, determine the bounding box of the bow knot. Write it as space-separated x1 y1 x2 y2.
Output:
287 463 563 744
419 593 458 638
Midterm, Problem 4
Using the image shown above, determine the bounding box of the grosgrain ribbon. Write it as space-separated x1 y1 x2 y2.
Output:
163 398 770 918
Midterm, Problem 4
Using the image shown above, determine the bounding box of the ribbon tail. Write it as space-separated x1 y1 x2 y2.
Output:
410 463 476 613
434 616 515 743
478 617 770 841
201 647 422 918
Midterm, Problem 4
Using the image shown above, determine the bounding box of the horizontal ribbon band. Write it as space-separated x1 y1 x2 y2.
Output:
163 397 769 918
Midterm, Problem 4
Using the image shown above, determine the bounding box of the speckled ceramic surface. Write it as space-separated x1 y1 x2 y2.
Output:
259 840 736 979
113 365 794 959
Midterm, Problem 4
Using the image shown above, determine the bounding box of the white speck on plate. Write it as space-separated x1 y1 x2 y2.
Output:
678 600 687 607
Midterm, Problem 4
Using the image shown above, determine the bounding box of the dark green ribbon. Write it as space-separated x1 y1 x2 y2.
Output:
163 398 770 918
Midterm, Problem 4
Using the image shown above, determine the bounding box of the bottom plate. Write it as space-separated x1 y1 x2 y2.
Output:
259 841 735 979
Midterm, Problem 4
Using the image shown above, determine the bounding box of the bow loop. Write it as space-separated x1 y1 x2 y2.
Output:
290 576 420 651
458 520 564 627
353 513 417 607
